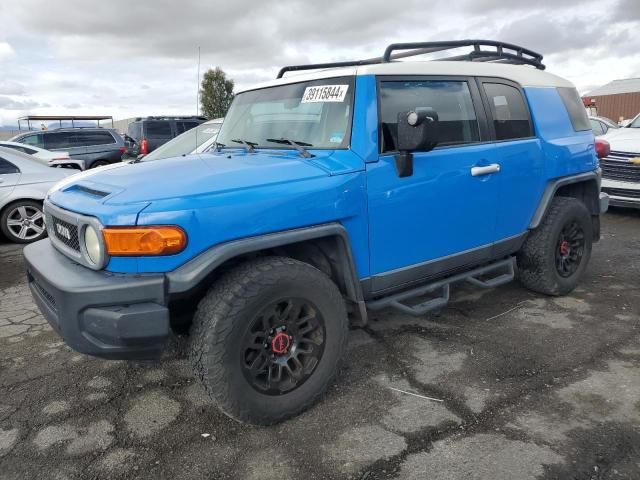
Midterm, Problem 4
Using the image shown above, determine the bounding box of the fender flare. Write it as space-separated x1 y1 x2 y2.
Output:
529 170 600 229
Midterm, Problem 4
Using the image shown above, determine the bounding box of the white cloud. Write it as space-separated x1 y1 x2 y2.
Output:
0 42 15 60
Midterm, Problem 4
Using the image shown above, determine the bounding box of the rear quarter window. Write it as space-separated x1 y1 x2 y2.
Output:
557 87 591 132
0 158 19 174
144 121 173 138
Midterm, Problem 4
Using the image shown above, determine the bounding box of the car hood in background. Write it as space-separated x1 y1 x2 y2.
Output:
601 129 640 153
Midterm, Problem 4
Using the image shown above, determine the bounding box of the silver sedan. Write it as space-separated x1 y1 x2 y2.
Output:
0 147 76 243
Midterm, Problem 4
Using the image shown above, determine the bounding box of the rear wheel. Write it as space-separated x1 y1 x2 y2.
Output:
189 256 348 425
517 197 592 295
0 200 46 244
90 160 110 168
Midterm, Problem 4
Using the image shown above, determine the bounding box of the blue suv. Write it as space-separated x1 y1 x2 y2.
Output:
24 41 608 425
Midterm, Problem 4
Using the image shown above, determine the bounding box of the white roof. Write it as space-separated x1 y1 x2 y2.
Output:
239 61 574 93
585 78 640 97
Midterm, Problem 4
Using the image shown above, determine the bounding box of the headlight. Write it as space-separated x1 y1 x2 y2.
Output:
84 225 102 265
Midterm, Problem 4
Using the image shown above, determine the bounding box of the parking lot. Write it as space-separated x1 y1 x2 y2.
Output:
0 209 638 479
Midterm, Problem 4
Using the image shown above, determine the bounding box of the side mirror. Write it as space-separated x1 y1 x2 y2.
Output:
395 108 439 177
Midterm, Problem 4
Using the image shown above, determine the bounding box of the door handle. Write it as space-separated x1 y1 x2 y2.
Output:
471 164 501 177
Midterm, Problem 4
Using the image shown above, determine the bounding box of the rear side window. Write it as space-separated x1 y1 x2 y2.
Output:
380 80 480 152
75 131 116 147
43 132 76 150
483 83 533 140
0 158 19 174
590 119 605 136
176 121 200 134
558 87 591 131
144 121 172 138
21 134 43 148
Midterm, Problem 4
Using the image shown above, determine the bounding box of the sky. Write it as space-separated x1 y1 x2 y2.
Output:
0 0 639 127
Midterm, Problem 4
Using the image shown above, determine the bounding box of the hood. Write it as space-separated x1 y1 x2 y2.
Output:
49 151 330 206
601 128 640 153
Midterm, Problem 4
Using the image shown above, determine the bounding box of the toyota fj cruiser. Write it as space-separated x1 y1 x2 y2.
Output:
24 40 609 425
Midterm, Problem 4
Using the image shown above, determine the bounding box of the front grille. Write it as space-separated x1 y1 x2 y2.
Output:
602 187 640 199
600 151 640 182
31 276 57 312
50 215 80 252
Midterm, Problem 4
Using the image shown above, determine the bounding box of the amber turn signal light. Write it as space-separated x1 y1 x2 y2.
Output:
103 226 187 256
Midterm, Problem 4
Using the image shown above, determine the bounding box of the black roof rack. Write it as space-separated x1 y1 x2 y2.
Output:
277 39 545 78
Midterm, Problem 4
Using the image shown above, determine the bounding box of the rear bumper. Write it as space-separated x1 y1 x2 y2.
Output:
24 239 169 360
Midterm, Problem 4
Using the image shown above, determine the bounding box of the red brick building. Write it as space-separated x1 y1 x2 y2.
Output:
582 78 640 123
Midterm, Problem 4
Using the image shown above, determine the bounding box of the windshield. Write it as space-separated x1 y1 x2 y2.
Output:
629 115 640 128
142 121 222 161
216 77 355 150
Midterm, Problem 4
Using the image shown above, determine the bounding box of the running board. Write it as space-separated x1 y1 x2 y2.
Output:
366 257 515 316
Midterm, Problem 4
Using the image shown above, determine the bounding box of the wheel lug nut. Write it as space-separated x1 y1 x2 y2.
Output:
263 343 269 349
269 329 275 334
282 326 287 331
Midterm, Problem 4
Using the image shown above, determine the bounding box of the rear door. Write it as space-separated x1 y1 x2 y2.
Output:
0 157 21 205
144 121 173 151
366 76 500 292
43 131 85 158
76 130 119 161
477 79 546 240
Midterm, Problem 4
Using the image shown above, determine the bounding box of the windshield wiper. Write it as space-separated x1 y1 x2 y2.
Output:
231 139 257 153
265 138 313 158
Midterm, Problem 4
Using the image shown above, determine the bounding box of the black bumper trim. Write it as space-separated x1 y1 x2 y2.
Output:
25 239 169 360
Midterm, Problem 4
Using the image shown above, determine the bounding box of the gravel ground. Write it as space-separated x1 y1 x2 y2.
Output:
0 209 639 480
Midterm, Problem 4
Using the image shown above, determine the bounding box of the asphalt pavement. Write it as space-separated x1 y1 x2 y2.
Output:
1 209 639 480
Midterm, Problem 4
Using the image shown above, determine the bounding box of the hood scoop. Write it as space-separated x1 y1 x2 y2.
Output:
63 183 111 198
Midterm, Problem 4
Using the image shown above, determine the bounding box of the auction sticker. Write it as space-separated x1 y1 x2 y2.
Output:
301 85 349 103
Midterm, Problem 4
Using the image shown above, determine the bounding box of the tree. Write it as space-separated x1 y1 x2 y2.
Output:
200 67 234 119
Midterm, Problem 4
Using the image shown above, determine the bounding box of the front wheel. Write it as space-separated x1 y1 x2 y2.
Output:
517 196 593 296
189 256 348 425
0 200 47 244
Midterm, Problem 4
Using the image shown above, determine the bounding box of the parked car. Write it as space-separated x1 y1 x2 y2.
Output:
10 128 125 169
140 118 223 162
126 116 208 156
600 112 640 208
589 116 619 136
0 141 85 170
24 40 608 425
0 147 76 243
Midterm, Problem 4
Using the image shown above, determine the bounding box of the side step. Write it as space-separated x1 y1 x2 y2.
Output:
366 257 515 316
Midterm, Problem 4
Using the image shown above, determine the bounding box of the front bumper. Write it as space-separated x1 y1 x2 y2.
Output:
601 178 640 209
24 239 169 360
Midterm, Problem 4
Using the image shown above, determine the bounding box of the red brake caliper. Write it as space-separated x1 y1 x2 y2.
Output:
559 240 570 256
271 332 292 355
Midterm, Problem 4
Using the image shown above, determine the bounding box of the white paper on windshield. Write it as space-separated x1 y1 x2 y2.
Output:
301 85 349 103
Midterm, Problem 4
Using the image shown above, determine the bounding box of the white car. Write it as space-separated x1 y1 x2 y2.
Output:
599 114 640 208
0 147 76 243
0 141 85 170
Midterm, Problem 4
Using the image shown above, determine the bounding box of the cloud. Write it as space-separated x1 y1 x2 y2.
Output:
0 80 26 95
0 96 49 110
0 42 15 60
613 0 640 21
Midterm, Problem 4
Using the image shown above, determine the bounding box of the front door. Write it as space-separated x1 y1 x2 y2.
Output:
366 77 500 292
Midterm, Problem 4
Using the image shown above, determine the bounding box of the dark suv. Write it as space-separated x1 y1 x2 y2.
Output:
11 128 125 169
126 116 207 155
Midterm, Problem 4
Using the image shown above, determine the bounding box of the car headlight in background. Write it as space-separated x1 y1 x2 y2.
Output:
83 225 102 265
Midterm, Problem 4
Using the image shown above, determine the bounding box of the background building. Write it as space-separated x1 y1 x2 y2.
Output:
582 78 640 122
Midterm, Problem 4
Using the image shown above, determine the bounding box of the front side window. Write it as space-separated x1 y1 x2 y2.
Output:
0 158 19 174
483 83 533 140
217 76 355 150
379 80 480 152
20 134 43 148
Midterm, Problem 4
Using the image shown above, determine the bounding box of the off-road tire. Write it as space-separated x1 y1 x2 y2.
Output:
517 196 592 296
189 256 348 425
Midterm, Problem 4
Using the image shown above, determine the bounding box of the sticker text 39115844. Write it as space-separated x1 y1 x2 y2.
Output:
301 85 349 103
